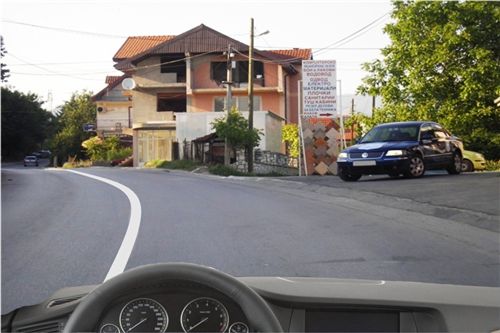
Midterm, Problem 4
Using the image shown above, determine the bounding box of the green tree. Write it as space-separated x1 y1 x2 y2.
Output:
51 91 96 164
358 1 500 159
1 87 54 159
211 109 261 151
1 36 10 83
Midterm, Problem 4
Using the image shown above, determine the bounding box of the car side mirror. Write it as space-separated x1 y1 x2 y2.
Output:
421 139 433 145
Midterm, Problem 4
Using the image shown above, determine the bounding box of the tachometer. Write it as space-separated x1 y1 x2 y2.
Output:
119 298 168 333
99 323 120 333
180 297 229 332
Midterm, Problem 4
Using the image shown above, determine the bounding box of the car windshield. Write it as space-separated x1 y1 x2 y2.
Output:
2 0 499 320
360 124 420 143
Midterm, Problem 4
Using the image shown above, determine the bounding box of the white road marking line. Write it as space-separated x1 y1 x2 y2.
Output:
62 169 142 282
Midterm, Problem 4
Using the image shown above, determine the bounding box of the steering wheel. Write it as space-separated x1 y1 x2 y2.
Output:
63 263 283 332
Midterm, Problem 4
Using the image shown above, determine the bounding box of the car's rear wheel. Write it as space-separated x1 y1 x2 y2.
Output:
338 168 362 182
461 159 474 172
447 152 462 175
404 154 425 178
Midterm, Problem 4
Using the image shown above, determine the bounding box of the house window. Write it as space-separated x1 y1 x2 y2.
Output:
214 96 261 112
211 62 226 83
157 94 186 112
210 61 264 84
160 55 186 83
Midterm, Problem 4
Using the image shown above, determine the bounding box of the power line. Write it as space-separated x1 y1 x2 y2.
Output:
7 60 111 66
313 11 390 56
256 46 382 50
8 53 105 80
3 19 127 39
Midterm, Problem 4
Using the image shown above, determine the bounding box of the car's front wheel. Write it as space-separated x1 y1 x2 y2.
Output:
446 152 462 175
404 154 425 178
461 159 474 172
338 168 362 182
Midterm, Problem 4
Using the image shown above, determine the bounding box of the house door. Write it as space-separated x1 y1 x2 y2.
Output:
137 129 176 166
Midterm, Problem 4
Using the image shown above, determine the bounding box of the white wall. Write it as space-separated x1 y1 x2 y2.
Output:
176 111 284 154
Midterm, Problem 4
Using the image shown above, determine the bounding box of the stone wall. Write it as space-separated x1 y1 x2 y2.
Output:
231 150 298 176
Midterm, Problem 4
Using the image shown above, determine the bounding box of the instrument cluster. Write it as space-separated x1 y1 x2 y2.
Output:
96 285 249 333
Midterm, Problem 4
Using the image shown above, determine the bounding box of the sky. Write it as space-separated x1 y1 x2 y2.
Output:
1 0 392 113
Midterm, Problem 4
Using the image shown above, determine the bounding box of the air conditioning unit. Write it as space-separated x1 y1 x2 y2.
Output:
97 106 105 113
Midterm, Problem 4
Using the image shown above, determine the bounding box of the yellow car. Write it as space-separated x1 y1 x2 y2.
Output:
462 150 486 172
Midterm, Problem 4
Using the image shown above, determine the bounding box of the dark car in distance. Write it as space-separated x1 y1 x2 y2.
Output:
337 121 463 181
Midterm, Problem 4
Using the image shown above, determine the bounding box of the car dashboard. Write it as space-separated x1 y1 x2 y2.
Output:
2 276 499 333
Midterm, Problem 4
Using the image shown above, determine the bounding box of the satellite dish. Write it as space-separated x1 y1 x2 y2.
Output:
122 78 136 90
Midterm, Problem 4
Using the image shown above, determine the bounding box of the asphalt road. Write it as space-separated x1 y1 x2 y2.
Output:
2 166 499 314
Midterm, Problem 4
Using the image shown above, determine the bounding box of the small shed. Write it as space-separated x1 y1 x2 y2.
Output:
192 133 226 164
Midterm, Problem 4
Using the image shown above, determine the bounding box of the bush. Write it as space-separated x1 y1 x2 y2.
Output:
82 136 131 163
107 147 132 161
282 124 299 158
485 160 500 172
144 159 169 168
212 109 262 150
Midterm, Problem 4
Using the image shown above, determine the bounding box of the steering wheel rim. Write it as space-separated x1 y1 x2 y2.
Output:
63 263 283 332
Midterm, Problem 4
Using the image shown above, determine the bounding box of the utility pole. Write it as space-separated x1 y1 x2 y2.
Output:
224 44 233 166
372 95 375 118
247 18 255 173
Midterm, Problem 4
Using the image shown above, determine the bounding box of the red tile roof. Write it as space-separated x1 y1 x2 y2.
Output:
113 35 176 61
112 27 312 75
270 49 312 61
105 76 122 85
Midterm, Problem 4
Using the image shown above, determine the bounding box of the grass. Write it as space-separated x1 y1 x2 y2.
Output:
62 160 92 168
144 159 201 171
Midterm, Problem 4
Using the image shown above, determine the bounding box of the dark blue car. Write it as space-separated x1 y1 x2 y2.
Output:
337 121 463 181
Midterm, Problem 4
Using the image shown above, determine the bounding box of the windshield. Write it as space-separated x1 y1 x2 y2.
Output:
360 124 420 143
2 0 499 319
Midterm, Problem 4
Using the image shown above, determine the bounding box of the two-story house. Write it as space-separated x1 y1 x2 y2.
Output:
94 24 311 166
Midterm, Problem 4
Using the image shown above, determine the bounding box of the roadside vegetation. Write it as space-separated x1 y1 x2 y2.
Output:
282 124 300 158
144 160 285 177
485 160 500 172
51 91 96 165
81 136 132 165
1 87 56 160
144 159 200 171
357 1 499 160
61 156 92 169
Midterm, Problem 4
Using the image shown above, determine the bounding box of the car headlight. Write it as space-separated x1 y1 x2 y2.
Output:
385 150 405 157
338 152 348 159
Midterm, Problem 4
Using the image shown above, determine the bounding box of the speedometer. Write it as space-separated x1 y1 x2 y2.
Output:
119 298 168 333
180 297 229 332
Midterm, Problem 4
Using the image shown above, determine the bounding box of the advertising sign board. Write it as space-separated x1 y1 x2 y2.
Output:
302 60 337 118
